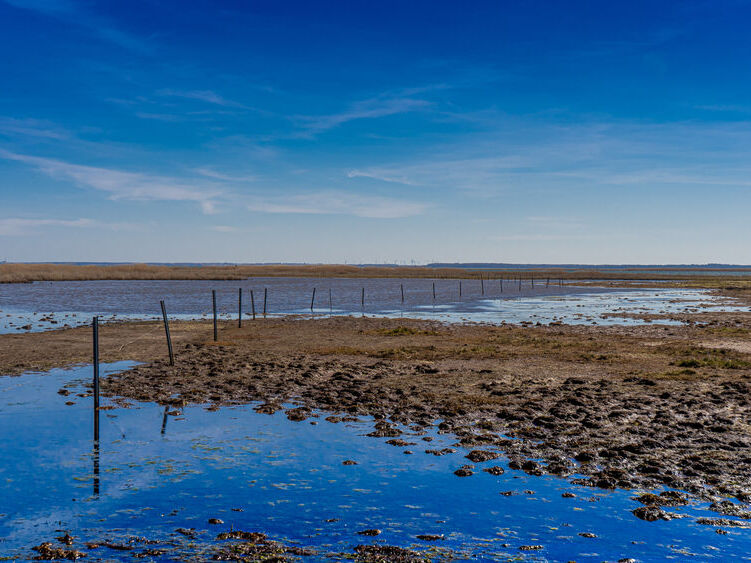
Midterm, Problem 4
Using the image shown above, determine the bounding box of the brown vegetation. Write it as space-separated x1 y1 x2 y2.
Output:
5 262 751 286
5 314 751 507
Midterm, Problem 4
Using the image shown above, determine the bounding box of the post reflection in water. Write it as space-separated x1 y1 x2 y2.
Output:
93 411 100 498
161 405 169 435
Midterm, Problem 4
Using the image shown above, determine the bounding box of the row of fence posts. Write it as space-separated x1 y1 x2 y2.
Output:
94 276 568 378
206 277 566 341
88 275 566 493
209 277 567 342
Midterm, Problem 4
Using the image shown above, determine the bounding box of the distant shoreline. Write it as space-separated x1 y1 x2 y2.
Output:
4 262 751 286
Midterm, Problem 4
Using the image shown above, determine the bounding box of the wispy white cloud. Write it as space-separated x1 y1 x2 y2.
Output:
345 120 751 197
0 217 143 236
3 0 152 53
194 167 257 182
157 89 246 108
210 225 240 233
0 217 92 236
247 191 427 219
490 234 592 242
295 97 431 135
525 216 584 228
347 154 532 193
0 117 70 140
134 112 184 122
0 150 221 213
694 104 751 114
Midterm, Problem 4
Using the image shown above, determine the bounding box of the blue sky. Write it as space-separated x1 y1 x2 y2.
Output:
1 0 751 263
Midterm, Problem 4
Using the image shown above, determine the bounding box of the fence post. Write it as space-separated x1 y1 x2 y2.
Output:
311 287 316 312
93 316 100 443
263 288 267 316
500 278 503 293
329 288 333 313
212 290 217 341
432 281 436 300
400 283 404 304
250 290 256 319
459 280 462 297
160 300 174 366
481 277 484 296
238 288 243 328
361 287 365 308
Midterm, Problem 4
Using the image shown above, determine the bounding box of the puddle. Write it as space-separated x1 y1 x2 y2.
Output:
1 364 750 560
0 279 748 333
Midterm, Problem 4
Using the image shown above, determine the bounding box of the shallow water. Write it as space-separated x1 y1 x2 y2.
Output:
1 363 750 561
0 278 747 333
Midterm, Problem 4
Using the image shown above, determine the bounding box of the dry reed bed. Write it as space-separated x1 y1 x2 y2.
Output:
4 262 751 286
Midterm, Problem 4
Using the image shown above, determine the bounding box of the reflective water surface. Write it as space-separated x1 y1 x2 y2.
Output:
1 364 750 561
0 278 747 333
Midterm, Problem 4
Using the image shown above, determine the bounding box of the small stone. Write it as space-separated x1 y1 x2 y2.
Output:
208 518 223 525
578 532 597 538
465 450 501 463
357 529 381 536
454 465 474 477
342 460 357 466
633 506 673 522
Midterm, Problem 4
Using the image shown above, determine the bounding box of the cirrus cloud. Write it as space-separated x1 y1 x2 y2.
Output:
247 191 427 219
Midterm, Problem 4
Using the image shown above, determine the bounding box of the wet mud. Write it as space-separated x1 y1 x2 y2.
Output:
95 315 751 517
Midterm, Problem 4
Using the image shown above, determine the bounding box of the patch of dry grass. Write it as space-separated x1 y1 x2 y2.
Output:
5 262 751 286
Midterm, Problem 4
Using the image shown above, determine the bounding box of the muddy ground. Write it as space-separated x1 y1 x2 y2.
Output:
5 311 751 519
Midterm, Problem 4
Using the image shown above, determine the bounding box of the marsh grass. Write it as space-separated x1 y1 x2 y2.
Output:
5 262 751 286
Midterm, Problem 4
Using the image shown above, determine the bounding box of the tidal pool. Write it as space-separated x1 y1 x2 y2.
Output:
0 278 747 333
1 364 749 561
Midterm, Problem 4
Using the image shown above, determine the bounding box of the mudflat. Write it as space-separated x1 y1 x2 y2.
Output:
4 311 751 518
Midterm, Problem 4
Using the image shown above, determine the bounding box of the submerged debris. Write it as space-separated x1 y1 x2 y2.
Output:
31 542 86 560
353 544 428 562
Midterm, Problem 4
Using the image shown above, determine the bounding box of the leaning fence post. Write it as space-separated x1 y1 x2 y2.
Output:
250 290 256 319
93 316 100 443
400 283 404 304
212 290 218 341
263 288 267 316
311 287 316 312
238 288 243 328
432 281 436 300
160 300 174 366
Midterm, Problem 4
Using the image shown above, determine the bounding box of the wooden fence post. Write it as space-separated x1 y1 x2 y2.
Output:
160 300 174 366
